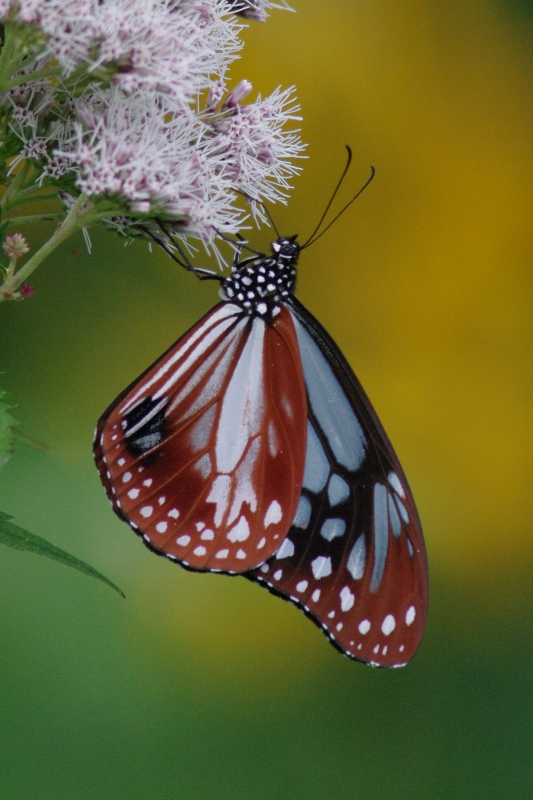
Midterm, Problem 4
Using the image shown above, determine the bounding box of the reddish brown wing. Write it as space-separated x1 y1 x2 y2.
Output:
94 302 307 573
246 299 428 667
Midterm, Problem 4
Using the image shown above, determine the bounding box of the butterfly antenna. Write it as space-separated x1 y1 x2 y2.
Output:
301 146 353 248
302 164 375 250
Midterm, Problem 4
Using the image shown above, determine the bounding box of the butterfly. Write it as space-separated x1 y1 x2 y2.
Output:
94 155 428 668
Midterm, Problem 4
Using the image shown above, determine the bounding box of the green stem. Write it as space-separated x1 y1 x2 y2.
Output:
4 212 64 226
4 193 62 210
0 194 96 299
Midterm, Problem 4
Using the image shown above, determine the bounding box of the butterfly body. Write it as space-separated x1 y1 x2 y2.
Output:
94 234 428 667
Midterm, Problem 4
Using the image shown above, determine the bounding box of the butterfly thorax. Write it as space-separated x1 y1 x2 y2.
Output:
220 236 300 318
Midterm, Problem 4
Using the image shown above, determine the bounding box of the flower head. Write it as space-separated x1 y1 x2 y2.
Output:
19 282 35 297
3 234 30 261
2 0 304 252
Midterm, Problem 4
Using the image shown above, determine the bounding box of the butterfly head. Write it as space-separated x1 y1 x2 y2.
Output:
220 235 300 318
271 235 300 261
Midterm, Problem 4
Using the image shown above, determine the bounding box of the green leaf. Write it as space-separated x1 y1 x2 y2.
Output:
0 389 19 472
0 510 125 597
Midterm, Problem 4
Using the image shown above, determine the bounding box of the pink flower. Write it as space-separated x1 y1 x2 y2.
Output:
20 283 35 297
3 234 30 260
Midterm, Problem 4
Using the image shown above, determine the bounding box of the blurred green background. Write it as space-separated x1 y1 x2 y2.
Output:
1 0 533 797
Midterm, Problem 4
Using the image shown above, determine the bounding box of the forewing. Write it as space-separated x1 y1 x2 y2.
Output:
246 298 428 666
94 302 307 573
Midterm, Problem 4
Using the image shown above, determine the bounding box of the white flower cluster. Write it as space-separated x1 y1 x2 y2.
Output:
2 0 304 245
226 1 294 23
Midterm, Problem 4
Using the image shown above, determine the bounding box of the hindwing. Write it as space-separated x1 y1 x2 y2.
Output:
246 298 428 667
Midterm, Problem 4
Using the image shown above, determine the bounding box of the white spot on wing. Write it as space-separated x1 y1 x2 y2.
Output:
328 474 350 506
140 506 153 518
276 538 295 559
296 580 308 593
176 535 191 546
227 516 250 542
257 537 266 549
388 471 405 498
382 614 396 636
156 521 168 533
339 586 355 612
122 472 132 483
236 549 246 559
193 546 207 557
406 606 416 626
127 488 140 499
273 569 283 580
320 518 346 541
358 619 371 634
201 529 214 540
311 556 332 579
292 495 312 529
311 589 321 603
347 534 366 580
215 549 229 559
168 508 179 519
264 500 282 527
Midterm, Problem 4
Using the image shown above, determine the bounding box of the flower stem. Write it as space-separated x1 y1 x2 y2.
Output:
0 194 95 300
4 213 65 226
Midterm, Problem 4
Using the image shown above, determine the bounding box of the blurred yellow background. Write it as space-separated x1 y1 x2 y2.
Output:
1 1 532 798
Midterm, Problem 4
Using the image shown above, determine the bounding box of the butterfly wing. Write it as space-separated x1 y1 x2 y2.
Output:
94 301 307 573
246 298 428 666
